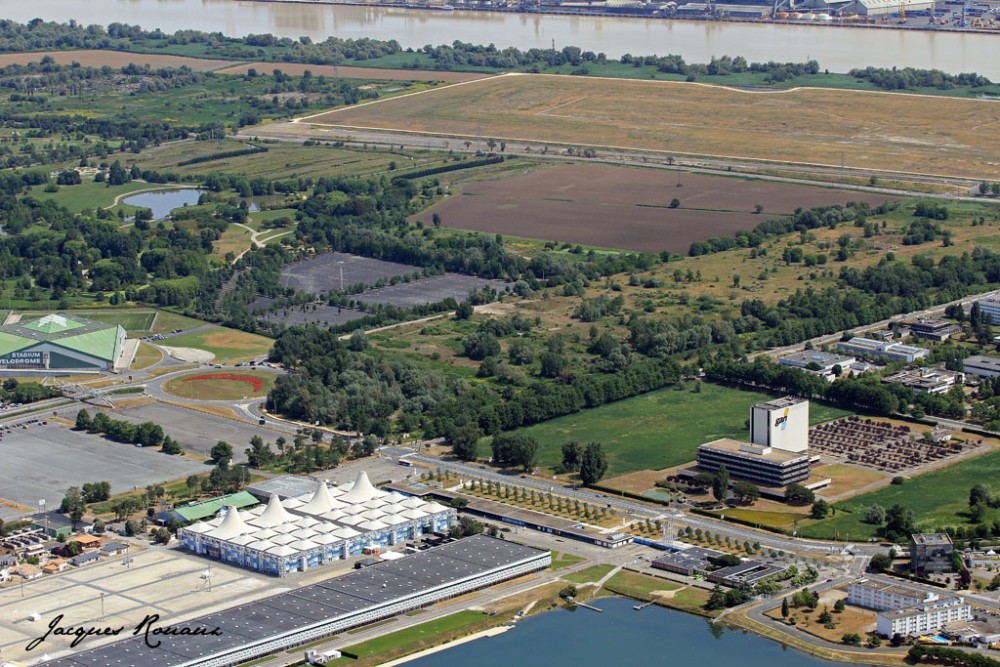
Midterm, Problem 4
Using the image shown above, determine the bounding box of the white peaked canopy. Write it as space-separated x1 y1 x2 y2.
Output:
251 494 294 528
383 514 408 526
382 491 407 504
268 544 298 557
207 507 251 540
333 526 361 539
230 534 258 546
401 496 425 509
359 519 387 531
253 528 277 540
184 522 213 534
247 539 276 551
423 502 449 514
312 533 340 545
299 479 338 515
340 472 381 504
291 539 318 551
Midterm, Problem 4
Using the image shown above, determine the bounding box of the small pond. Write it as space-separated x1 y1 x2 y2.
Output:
122 189 203 219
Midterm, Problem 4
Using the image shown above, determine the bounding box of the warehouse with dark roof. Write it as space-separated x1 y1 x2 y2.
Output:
39 535 550 667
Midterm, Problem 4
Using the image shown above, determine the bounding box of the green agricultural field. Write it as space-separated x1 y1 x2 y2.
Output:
562 564 614 584
800 448 1000 541
504 382 851 476
165 326 273 363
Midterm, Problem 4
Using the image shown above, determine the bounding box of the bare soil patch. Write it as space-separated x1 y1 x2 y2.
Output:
413 163 897 253
0 50 233 71
311 73 1000 179
217 62 489 82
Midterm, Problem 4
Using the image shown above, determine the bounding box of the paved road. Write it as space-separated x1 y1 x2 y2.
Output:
409 454 888 557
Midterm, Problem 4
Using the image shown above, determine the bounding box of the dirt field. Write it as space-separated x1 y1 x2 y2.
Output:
413 163 897 252
0 50 234 71
305 73 1000 179
216 62 489 82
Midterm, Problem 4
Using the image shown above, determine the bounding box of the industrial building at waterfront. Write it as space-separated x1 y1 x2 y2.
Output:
179 473 454 576
40 535 550 667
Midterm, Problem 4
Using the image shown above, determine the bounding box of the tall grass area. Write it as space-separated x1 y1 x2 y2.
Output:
800 448 1000 540
503 382 850 475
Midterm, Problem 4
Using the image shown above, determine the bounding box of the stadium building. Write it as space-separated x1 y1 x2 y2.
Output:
179 472 455 576
0 313 128 372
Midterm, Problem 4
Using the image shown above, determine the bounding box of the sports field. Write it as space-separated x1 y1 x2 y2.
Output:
166 326 273 364
307 73 1000 179
504 382 851 476
800 447 1000 540
163 370 277 400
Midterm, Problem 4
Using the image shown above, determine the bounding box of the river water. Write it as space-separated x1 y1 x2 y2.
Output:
11 0 1000 77
405 597 871 667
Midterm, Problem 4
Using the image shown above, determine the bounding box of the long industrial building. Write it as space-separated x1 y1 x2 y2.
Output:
40 535 550 667
179 473 454 576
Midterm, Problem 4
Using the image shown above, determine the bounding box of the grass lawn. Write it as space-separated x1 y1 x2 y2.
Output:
549 551 584 570
562 564 614 584
31 180 175 213
601 571 715 617
707 508 806 531
131 342 163 370
165 326 273 363
72 310 157 332
213 224 254 259
505 382 851 476
342 610 487 661
163 370 278 400
150 310 210 334
800 448 1000 541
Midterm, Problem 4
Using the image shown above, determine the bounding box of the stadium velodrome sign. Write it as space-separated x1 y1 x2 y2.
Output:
0 350 48 368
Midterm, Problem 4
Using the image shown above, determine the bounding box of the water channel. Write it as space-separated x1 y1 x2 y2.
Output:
12 0 1000 77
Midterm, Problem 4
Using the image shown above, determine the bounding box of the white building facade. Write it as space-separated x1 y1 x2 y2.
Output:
876 597 972 637
179 472 454 576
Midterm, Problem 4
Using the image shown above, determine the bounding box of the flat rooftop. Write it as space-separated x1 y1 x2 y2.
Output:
652 546 722 571
246 475 323 500
699 438 809 463
39 535 546 667
912 533 953 546
753 396 806 410
780 351 855 366
965 355 1000 372
850 576 933 599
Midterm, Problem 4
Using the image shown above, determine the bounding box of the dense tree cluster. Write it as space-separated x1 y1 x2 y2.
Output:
850 66 991 90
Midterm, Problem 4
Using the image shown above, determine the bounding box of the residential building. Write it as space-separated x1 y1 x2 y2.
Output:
13 564 41 580
72 534 102 550
100 542 129 556
847 577 937 611
877 596 971 637
42 558 68 574
882 368 964 395
906 319 962 342
963 355 1000 379
836 337 929 363
911 533 954 574
69 552 101 567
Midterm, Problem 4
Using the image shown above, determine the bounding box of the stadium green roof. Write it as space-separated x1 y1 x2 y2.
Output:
170 492 260 523
0 313 125 362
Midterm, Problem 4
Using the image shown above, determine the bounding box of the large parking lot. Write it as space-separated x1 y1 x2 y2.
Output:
0 422 205 515
97 402 273 463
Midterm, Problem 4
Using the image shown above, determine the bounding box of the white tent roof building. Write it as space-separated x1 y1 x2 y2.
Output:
179 471 454 577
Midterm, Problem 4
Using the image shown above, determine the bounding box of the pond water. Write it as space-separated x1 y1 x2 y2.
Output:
122 188 203 219
405 596 872 667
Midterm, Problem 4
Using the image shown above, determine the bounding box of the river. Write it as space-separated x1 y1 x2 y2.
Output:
11 0 1000 77
404 597 871 667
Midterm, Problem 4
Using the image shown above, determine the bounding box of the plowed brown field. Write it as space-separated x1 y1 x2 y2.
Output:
413 163 898 252
307 73 1000 179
